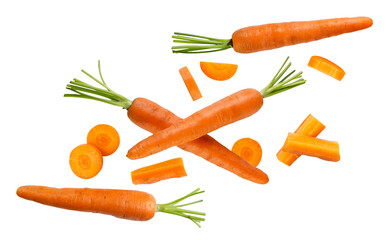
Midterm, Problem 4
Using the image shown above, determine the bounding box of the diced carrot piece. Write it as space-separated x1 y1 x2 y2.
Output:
200 62 238 81
69 144 103 179
179 66 202 101
308 56 345 81
131 157 187 185
282 133 340 162
232 138 262 167
277 114 326 166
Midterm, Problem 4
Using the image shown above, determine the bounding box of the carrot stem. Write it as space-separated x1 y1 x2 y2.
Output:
172 32 232 53
156 188 205 227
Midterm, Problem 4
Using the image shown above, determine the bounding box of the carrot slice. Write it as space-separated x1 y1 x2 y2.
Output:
277 114 326 166
200 62 238 81
179 66 202 101
87 124 120 156
69 144 103 179
131 157 187 185
308 56 345 81
282 133 340 162
231 138 262 167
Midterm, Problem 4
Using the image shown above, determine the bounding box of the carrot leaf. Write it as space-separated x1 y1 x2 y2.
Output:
156 188 205 227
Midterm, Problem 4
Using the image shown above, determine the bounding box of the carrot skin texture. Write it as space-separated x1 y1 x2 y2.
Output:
131 157 187 185
16 186 156 221
277 114 326 166
232 17 373 53
127 97 269 184
128 88 263 159
282 133 340 162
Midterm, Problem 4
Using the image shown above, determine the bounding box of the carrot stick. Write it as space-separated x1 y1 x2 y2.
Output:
87 124 120 156
127 57 305 159
172 17 373 54
277 114 326 166
69 144 103 179
308 56 345 81
179 66 202 101
17 186 205 227
200 62 238 81
282 133 340 162
231 138 262 167
131 157 187 185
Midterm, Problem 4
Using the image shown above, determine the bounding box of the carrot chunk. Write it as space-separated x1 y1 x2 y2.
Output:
282 133 340 162
87 124 120 156
232 138 262 167
131 157 187 185
277 114 326 166
179 66 202 101
308 56 345 81
69 144 103 179
200 62 238 81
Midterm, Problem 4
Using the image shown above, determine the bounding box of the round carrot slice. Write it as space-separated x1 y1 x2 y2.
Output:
308 56 345 81
87 124 120 156
200 62 238 81
232 138 262 167
69 144 103 179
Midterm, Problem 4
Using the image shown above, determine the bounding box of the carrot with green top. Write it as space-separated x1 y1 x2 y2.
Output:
64 61 271 184
172 17 372 54
200 62 238 81
282 133 340 162
127 57 305 160
131 157 187 185
17 186 205 227
277 114 326 166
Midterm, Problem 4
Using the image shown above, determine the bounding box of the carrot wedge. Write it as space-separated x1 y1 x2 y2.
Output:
131 157 187 185
232 138 262 167
282 133 340 162
179 66 202 101
277 114 326 166
308 56 345 81
200 62 238 81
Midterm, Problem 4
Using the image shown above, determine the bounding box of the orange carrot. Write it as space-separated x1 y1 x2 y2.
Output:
69 144 103 179
131 157 187 185
308 56 345 81
172 17 373 54
17 186 205 226
179 66 202 101
282 133 340 162
87 124 120 156
232 138 262 167
200 62 238 81
277 114 326 166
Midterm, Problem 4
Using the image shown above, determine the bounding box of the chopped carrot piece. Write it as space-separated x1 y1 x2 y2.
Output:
231 138 262 167
282 133 340 162
277 114 326 166
200 62 238 81
308 56 345 81
69 144 103 179
131 157 187 185
179 66 202 101
87 124 120 156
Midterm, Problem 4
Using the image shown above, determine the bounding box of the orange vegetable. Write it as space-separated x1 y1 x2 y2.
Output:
308 56 345 81
172 17 373 54
69 144 103 179
87 124 120 156
179 66 202 101
277 114 326 166
17 186 205 227
282 133 340 162
232 138 262 167
131 157 187 185
200 62 238 81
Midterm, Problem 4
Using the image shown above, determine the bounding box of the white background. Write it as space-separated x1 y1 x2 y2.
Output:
1 0 387 239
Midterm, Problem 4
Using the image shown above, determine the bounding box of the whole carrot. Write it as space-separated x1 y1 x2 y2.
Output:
17 186 205 227
127 57 305 159
172 17 373 54
64 61 270 184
